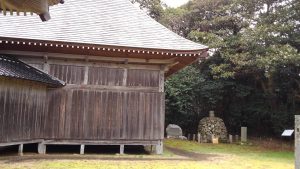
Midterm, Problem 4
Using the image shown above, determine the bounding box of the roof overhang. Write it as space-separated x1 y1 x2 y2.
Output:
0 0 64 21
0 37 209 77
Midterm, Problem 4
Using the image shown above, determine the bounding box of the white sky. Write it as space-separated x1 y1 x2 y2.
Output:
161 0 190 8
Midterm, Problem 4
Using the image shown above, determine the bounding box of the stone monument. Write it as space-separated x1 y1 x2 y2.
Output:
198 111 227 142
166 124 185 139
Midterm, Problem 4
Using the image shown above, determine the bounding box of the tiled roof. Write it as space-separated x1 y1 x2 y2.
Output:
0 55 65 87
0 0 207 52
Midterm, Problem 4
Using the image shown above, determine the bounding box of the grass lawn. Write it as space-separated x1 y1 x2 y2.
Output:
0 139 294 169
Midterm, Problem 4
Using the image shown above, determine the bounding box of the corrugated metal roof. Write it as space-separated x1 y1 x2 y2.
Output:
0 55 65 87
0 0 207 51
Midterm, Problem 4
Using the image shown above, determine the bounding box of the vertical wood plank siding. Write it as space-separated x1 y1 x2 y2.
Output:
88 66 124 86
49 64 85 84
127 69 160 87
0 59 165 144
0 77 47 143
45 89 164 140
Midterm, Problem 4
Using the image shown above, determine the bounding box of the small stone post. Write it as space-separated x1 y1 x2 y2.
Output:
80 144 85 155
229 135 233 144
18 144 23 156
241 127 247 142
120 145 125 155
188 134 191 140
38 142 46 154
296 115 300 169
235 135 239 142
193 134 196 141
156 140 163 155
197 133 201 143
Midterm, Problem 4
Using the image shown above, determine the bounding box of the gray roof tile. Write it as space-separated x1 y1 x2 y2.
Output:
0 55 65 87
0 0 207 51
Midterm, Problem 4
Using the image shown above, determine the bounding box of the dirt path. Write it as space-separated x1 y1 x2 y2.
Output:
165 146 219 161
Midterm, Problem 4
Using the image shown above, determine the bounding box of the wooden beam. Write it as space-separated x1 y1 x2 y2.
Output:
0 50 175 65
43 140 161 145
19 57 162 71
63 85 160 92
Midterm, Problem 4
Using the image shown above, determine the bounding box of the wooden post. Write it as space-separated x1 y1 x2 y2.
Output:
156 141 163 155
229 135 233 144
38 142 46 154
120 145 124 155
193 134 196 141
296 115 300 169
80 144 85 155
241 127 247 142
18 144 23 156
197 133 201 143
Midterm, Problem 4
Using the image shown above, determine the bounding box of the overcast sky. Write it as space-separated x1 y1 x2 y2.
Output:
161 0 190 8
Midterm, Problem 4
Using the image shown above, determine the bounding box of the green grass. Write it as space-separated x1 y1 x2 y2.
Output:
0 139 295 169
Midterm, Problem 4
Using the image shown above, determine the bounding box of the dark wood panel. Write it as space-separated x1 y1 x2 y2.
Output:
88 66 124 86
46 89 164 140
127 69 159 87
0 77 47 143
49 64 85 84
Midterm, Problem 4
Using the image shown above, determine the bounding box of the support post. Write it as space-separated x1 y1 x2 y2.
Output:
156 141 163 155
80 144 85 155
38 142 46 154
296 115 300 169
120 145 124 155
241 127 247 142
18 144 23 156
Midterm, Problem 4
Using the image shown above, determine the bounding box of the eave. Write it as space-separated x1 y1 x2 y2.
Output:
0 37 209 77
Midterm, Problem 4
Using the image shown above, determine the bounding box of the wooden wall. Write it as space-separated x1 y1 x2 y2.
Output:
0 55 165 144
44 61 165 141
0 77 47 143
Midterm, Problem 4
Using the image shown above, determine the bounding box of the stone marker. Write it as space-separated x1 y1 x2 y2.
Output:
193 134 196 141
241 127 247 142
235 135 239 142
296 115 300 169
229 135 233 144
198 133 201 143
166 124 183 138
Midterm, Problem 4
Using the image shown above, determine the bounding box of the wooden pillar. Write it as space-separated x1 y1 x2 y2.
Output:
156 141 163 155
241 127 247 142
80 145 85 155
83 57 89 85
296 115 300 169
120 145 124 155
38 143 46 154
43 55 49 73
18 144 23 156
